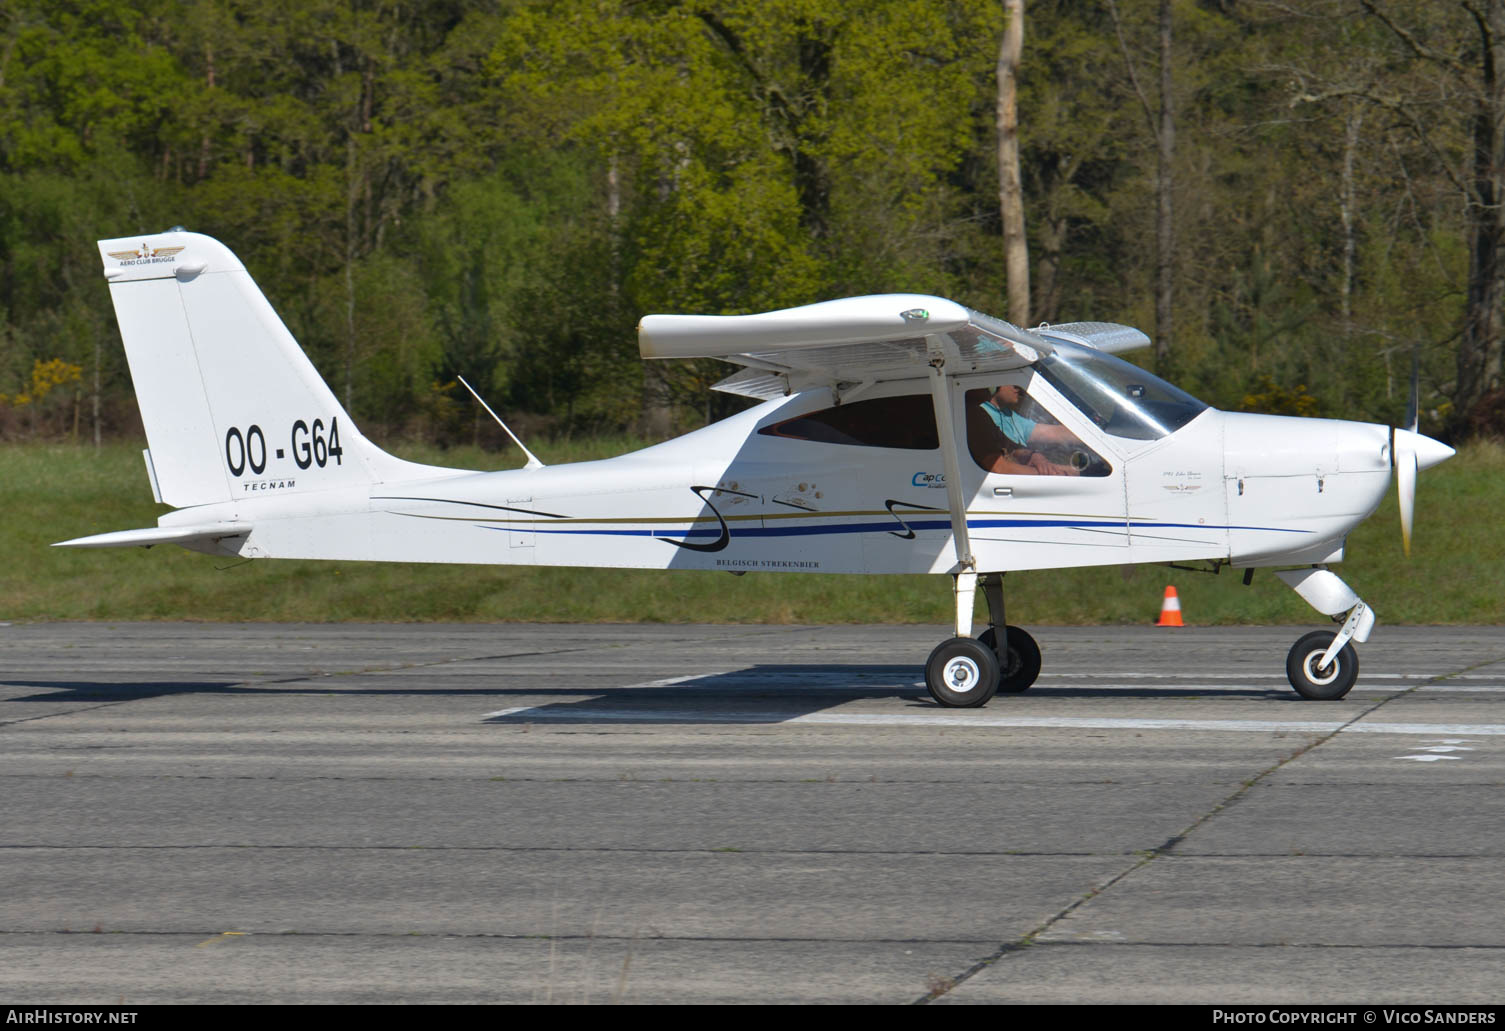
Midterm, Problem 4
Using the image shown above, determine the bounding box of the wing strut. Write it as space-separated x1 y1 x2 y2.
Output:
926 339 977 639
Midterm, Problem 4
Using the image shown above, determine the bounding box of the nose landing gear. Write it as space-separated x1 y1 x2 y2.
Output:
1286 630 1360 700
1275 567 1374 700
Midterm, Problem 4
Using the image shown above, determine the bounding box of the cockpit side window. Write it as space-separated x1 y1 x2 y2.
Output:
966 382 1112 477
758 393 939 450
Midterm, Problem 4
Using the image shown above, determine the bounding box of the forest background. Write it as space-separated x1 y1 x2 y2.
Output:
2 0 1503 625
4 0 1505 447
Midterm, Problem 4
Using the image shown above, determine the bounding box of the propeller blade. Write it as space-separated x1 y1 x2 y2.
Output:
1397 434 1417 558
1391 427 1454 557
1397 352 1423 557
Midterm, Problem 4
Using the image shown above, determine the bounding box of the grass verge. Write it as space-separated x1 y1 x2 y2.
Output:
3 437 1500 624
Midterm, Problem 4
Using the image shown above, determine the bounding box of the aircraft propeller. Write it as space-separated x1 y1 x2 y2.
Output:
1390 348 1454 557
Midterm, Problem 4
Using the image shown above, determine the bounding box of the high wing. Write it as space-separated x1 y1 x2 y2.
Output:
639 294 1056 401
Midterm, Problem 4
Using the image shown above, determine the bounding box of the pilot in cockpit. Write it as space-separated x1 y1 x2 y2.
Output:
967 383 1083 476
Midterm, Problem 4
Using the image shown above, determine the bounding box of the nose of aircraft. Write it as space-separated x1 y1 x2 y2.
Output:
1394 427 1455 471
1391 425 1454 557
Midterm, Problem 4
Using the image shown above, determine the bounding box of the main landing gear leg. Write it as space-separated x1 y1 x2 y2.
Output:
975 572 1042 695
924 572 1043 707
1275 567 1375 700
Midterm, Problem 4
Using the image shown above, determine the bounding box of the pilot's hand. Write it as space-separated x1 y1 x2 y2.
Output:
1025 451 1079 476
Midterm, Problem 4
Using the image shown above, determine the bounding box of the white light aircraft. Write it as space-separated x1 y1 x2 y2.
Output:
59 230 1456 706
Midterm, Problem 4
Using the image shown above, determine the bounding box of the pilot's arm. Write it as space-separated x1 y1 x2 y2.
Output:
966 402 1074 475
1025 422 1080 448
1018 421 1083 475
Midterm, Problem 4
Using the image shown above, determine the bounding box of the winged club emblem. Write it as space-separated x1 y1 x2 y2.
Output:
108 243 185 261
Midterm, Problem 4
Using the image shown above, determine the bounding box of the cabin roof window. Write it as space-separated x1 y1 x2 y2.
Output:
758 394 938 450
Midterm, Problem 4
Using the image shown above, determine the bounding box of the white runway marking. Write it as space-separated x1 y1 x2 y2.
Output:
479 706 1505 737
1041 672 1505 680
642 672 1505 684
1393 739 1479 763
629 672 926 690
628 673 1505 693
1382 685 1505 692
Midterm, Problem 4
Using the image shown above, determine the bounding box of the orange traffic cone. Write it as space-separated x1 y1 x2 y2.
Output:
1156 586 1184 627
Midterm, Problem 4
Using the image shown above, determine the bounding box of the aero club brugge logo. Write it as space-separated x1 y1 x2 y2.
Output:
107 243 185 267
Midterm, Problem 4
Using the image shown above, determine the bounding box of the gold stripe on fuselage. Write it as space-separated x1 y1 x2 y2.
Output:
383 506 1107 527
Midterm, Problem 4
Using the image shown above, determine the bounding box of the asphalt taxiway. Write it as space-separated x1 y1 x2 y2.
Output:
2 622 1503 1004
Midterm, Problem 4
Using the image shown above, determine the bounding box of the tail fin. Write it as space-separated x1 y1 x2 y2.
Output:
98 231 447 507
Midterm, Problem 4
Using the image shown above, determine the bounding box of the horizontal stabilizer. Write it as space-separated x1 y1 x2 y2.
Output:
53 522 251 550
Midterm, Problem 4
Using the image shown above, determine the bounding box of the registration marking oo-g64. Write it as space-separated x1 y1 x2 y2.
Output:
223 417 344 478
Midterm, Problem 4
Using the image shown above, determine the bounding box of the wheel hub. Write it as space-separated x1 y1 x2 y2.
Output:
1304 650 1340 685
1002 647 1021 678
943 656 980 692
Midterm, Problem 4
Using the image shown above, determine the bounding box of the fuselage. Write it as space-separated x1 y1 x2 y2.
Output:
165 369 1398 576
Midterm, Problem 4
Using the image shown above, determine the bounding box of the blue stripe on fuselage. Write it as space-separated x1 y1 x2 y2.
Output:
478 518 1310 539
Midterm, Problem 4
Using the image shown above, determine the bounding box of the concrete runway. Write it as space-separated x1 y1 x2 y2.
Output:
2 621 1503 1004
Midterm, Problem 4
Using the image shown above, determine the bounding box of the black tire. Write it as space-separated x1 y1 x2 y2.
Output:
977 625 1042 693
925 638 1000 708
1286 630 1359 700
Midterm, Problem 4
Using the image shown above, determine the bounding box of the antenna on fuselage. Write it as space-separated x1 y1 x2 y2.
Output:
457 375 545 471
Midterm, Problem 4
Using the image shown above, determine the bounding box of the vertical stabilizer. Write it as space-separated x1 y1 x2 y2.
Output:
98 231 455 507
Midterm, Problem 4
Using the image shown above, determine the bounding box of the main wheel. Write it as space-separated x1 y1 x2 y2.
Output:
925 638 1000 708
977 625 1042 693
1286 630 1359 700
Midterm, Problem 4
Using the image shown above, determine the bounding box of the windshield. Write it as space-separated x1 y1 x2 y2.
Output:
1033 338 1208 441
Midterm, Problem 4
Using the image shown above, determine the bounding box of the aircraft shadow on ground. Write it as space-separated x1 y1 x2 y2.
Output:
479 663 1295 725
472 663 922 724
3 680 245 702
4 664 1293 711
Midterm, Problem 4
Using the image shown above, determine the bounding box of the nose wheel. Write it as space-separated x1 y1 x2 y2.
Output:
1286 630 1359 700
1275 570 1373 700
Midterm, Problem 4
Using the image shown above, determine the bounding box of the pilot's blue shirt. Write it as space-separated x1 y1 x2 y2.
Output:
980 401 1036 446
